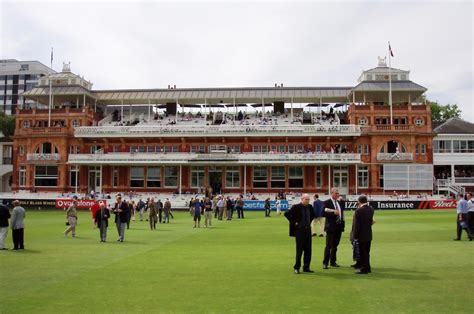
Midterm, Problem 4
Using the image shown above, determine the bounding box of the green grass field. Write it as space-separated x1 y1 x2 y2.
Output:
0 209 472 313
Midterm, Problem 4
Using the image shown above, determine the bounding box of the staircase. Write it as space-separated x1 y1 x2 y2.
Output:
436 179 465 196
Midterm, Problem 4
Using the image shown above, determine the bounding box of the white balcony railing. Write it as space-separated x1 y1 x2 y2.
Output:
27 153 61 161
376 153 413 161
68 152 362 165
74 124 361 138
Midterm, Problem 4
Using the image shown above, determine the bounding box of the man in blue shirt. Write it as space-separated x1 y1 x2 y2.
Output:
311 194 324 237
454 193 471 241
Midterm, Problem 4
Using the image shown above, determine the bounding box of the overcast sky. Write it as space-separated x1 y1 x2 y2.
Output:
1 0 472 121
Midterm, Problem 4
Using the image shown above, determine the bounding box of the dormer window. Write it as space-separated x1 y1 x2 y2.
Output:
366 74 373 80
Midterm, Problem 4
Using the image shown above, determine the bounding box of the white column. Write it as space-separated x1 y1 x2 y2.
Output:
328 164 331 195
179 165 182 195
99 165 103 195
290 97 294 120
243 165 247 195
148 99 151 121
121 100 124 122
355 164 358 195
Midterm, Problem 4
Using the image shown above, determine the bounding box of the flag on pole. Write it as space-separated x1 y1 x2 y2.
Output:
389 42 394 57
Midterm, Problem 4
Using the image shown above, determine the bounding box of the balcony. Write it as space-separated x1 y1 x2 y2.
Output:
27 153 61 161
68 152 362 165
370 125 414 132
74 124 361 138
377 153 413 161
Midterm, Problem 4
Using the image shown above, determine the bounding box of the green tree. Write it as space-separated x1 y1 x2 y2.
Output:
0 112 16 137
429 101 461 122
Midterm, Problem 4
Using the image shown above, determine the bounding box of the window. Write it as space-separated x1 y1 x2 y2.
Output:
19 146 25 156
366 74 373 80
113 167 119 188
379 165 384 188
130 166 144 187
22 120 30 128
2 145 12 164
401 74 407 80
394 117 407 125
191 166 205 188
69 166 79 187
113 145 121 153
190 145 206 153
35 165 58 186
69 146 80 154
375 117 390 125
414 117 424 126
226 166 240 188
270 145 286 153
358 166 369 188
252 145 268 153
164 145 178 153
288 166 303 188
90 145 102 154
19 166 26 187
434 140 451 153
20 64 29 71
288 145 304 153
358 117 368 126
130 146 146 153
357 144 369 155
147 167 161 188
164 166 178 187
253 166 268 188
36 142 56 154
315 144 324 153
315 166 322 188
72 120 80 127
228 145 241 153
416 144 426 155
147 146 155 153
271 166 285 188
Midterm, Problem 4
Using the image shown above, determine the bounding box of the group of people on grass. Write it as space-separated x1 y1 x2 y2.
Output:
188 195 245 228
284 188 375 275
63 194 174 242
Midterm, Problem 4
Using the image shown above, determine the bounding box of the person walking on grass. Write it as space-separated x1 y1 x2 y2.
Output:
163 198 171 223
113 195 129 242
264 197 271 217
148 198 158 230
454 193 471 241
236 195 245 219
156 199 163 223
94 201 110 242
203 197 213 227
11 200 26 250
284 194 315 274
351 195 375 275
193 198 202 228
322 188 345 269
64 198 78 238
0 200 11 250
312 194 325 237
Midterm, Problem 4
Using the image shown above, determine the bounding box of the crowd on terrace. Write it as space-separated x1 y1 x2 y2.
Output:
103 106 342 128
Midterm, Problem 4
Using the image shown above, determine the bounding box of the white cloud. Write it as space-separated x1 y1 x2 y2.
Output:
0 1 472 120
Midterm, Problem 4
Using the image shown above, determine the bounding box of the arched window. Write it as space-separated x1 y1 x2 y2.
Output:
380 141 407 154
35 142 58 154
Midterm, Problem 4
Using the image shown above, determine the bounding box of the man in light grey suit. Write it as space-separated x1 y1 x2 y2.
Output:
11 200 26 250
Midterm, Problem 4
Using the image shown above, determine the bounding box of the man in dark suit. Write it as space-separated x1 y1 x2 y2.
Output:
113 195 129 242
284 194 315 274
322 188 345 269
352 195 375 274
94 201 110 242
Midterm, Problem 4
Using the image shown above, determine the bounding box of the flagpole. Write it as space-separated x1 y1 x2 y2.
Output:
388 41 393 125
48 47 53 127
